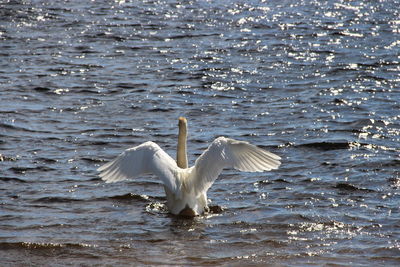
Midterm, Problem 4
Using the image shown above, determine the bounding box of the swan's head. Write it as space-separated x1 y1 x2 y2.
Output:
178 117 187 134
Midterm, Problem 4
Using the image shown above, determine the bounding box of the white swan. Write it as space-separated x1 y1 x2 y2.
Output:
98 117 281 217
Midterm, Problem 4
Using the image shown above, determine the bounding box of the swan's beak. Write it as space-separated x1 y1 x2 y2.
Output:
178 117 187 125
178 117 187 132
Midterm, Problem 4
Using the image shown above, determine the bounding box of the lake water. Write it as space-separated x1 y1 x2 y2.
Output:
1 0 399 266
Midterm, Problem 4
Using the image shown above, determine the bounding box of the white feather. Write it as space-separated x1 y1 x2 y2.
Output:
98 141 181 195
98 136 281 216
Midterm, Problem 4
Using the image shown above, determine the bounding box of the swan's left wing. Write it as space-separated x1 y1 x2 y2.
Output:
190 137 281 195
97 141 180 194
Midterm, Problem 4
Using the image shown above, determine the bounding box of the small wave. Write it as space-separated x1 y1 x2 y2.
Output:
80 157 104 163
109 193 150 202
0 122 21 131
388 177 400 188
334 183 375 192
79 140 110 146
73 47 98 54
33 86 52 93
33 194 153 204
116 82 140 89
0 154 17 161
296 141 351 151
0 241 95 250
32 197 83 203
9 166 55 174
274 178 290 183
35 157 58 164
0 122 51 133
94 32 125 41
381 159 400 168
255 178 290 185
0 177 27 183
168 32 220 40
148 108 171 112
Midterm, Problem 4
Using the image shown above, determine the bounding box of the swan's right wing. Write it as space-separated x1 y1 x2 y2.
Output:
97 141 180 194
190 137 281 195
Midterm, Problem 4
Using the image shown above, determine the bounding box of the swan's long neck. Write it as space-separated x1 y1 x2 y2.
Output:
177 117 188 169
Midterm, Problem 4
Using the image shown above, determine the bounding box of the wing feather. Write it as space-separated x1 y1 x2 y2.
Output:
190 137 281 195
97 141 180 194
246 149 277 170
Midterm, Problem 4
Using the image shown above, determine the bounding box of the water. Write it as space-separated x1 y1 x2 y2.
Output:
1 0 399 265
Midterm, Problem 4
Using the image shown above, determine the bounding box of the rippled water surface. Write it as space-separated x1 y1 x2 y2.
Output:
1 0 399 266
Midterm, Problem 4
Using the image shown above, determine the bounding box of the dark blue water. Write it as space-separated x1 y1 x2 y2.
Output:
1 0 399 265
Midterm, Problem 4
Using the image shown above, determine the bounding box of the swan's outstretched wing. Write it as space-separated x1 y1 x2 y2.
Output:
190 137 281 195
98 141 180 194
